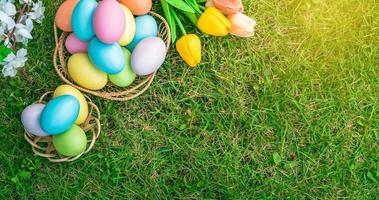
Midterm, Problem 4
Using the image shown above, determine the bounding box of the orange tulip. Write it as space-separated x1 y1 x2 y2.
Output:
228 12 256 37
207 0 243 14
205 0 214 7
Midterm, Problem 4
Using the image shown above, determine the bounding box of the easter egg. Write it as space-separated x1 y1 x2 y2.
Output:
131 37 167 76
65 33 88 54
118 5 136 46
21 104 48 137
119 0 152 16
127 15 158 51
40 95 80 135
88 37 125 74
72 0 97 41
109 48 136 87
53 85 88 125
55 0 79 32
93 0 125 44
68 53 108 90
53 125 87 157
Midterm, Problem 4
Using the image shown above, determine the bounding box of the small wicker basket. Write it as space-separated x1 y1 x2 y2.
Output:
53 11 171 101
24 92 101 162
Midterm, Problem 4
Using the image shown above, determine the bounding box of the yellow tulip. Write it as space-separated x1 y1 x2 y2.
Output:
197 7 231 36
176 34 202 67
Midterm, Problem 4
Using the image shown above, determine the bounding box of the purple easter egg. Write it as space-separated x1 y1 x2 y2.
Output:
131 37 167 76
65 33 89 54
93 0 126 44
21 104 48 137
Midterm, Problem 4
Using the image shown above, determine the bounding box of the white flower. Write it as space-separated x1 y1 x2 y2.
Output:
0 11 15 33
27 1 44 23
0 1 16 16
19 0 32 5
1 48 27 77
13 18 33 44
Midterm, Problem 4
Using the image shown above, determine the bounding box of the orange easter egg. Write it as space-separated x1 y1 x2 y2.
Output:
55 0 79 32
118 0 152 16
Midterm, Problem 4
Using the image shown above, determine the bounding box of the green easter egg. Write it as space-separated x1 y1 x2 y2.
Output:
109 48 136 87
52 125 87 157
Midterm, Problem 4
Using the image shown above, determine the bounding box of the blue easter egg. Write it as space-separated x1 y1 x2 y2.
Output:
72 0 97 41
40 95 80 135
127 15 158 51
88 37 125 74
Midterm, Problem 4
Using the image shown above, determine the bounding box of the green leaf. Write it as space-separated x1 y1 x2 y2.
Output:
171 7 187 35
0 43 11 62
168 5 178 42
182 11 198 26
166 0 195 13
273 152 282 165
185 0 202 14
161 0 177 42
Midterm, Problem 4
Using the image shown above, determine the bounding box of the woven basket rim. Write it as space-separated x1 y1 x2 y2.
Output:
24 92 101 162
53 11 171 101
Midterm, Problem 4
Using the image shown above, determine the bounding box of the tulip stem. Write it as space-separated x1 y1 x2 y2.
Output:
198 5 206 11
172 9 187 35
182 11 198 26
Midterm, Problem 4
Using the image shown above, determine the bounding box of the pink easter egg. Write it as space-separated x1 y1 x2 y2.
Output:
93 0 126 44
65 33 89 54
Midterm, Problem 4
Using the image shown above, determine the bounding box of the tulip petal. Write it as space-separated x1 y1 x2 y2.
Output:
206 0 214 7
176 34 201 67
213 0 243 14
197 7 231 36
228 12 256 37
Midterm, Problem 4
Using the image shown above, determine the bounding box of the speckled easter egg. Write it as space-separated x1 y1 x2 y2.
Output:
119 0 152 16
68 53 108 90
93 0 125 44
53 85 89 125
127 15 158 51
72 0 97 41
55 0 79 32
53 125 87 157
131 37 167 76
118 5 136 46
40 95 80 135
65 33 88 54
109 48 136 87
21 104 48 137
88 37 125 74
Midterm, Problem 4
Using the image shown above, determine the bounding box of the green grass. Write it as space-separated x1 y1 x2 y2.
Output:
1 0 378 199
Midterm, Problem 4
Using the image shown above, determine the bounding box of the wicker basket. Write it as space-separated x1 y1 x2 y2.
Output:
53 11 171 101
24 92 101 162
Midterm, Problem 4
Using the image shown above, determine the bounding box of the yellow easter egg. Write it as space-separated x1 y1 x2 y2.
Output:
53 85 89 125
118 5 136 46
68 53 108 90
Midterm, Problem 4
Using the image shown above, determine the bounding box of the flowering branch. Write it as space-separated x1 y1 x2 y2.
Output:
8 3 28 50
0 0 45 77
